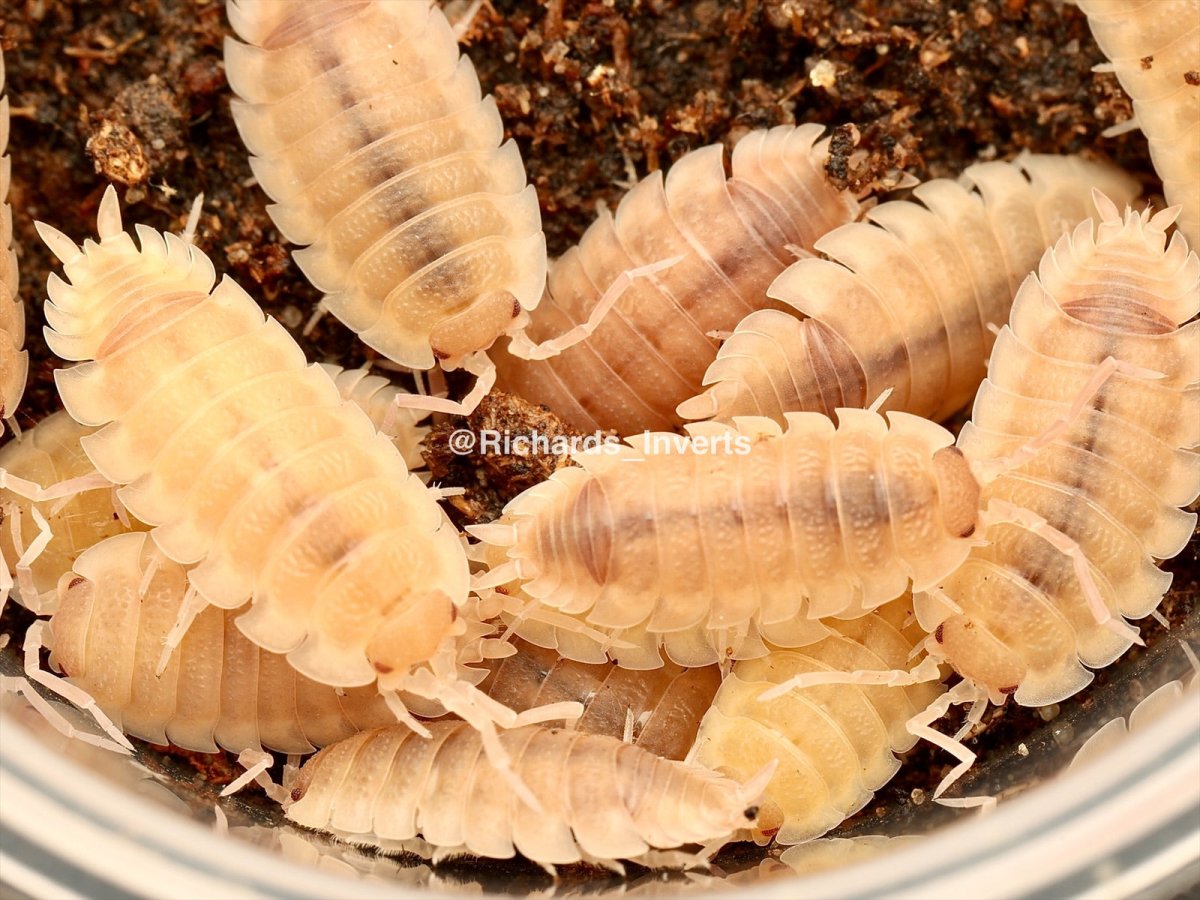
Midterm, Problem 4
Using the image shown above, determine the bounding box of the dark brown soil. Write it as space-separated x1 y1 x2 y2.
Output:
0 0 1193 886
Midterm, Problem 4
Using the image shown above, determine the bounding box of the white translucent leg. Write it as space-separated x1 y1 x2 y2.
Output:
222 748 288 803
983 498 1142 645
14 621 134 754
157 585 209 675
973 355 1165 483
0 469 111 503
389 351 496 417
302 300 329 337
505 254 685 361
181 193 204 245
12 506 53 612
906 680 988 801
757 655 943 702
449 0 486 38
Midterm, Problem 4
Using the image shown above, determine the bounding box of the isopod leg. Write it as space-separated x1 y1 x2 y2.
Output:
983 498 1143 645
222 748 289 803
756 655 944 702
906 680 987 801
157 585 210 676
15 620 134 754
504 254 686 361
388 351 496 417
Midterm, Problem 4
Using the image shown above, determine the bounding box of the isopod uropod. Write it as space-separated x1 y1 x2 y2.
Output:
285 720 769 868
225 0 547 371
494 125 861 436
1078 0 1200 247
0 49 26 433
472 408 981 668
34 189 493 730
678 153 1139 425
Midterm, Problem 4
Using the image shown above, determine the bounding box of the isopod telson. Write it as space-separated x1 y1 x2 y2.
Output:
1078 0 1200 247
0 49 26 433
494 125 861 436
30 188 583 771
478 637 721 760
39 531 395 754
472 407 981 668
678 153 1139 425
284 720 769 868
224 0 547 377
904 197 1198 797
690 599 944 845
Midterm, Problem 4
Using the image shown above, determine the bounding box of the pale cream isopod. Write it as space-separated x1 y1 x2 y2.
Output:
494 124 861 436
284 720 768 867
678 153 1140 425
1078 0 1200 247
224 0 546 371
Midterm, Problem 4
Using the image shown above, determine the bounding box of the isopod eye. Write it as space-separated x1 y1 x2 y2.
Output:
743 805 760 820
290 786 305 802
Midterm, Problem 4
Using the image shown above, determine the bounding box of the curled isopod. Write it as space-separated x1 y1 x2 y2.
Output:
0 49 26 432
224 0 546 371
902 199 1199 799
1 411 144 612
689 600 945 845
284 720 768 868
471 408 981 668
1079 0 1200 247
35 188 479 719
493 124 861 436
679 153 1140 425
37 531 395 754
478 637 721 760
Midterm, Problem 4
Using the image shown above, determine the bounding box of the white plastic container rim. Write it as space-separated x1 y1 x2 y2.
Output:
1 695 1197 900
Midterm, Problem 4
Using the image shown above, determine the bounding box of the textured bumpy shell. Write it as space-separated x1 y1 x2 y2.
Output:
225 0 546 369
49 531 394 754
680 154 1140 425
39 189 468 688
1078 0 1200 247
477 410 979 667
477 637 721 760
691 600 945 845
286 720 757 865
0 412 145 612
1 50 27 429
493 125 860 436
317 364 428 469
921 205 1200 706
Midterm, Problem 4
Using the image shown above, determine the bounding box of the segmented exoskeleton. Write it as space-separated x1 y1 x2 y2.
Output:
42 531 395 754
0 49 26 432
478 637 721 760
472 409 981 668
225 0 546 371
285 720 768 868
689 600 945 845
679 154 1139 425
493 125 861 436
1079 0 1200 247
1 412 143 612
35 188 479 710
902 199 1199 799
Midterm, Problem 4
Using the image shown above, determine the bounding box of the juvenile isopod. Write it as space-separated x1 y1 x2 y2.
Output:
32 189 547 753
1078 0 1200 247
472 408 981 668
284 720 769 868
901 198 1198 797
34 531 396 754
689 600 944 845
678 153 1140 425
478 637 721 760
224 0 548 382
494 125 861 436
0 49 26 432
